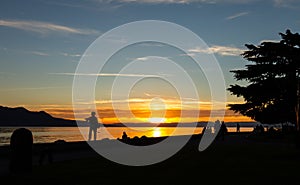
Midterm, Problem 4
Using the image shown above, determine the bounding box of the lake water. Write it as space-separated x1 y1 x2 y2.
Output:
0 126 254 146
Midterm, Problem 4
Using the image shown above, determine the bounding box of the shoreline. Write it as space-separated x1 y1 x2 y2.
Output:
0 131 286 160
0 126 255 147
0 132 251 161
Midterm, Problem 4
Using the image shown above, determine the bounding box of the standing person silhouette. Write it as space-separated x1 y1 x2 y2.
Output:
236 123 240 132
86 112 99 141
219 121 227 141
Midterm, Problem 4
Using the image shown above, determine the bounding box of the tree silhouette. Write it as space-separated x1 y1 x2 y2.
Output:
228 30 300 130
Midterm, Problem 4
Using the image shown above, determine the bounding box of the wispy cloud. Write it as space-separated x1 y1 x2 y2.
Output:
139 42 166 47
30 51 50 56
110 0 257 4
91 0 299 8
112 0 191 4
127 56 171 62
0 86 68 92
45 0 124 12
0 19 100 35
179 53 196 57
226 12 249 20
188 45 245 56
134 57 150 61
259 39 280 44
61 52 82 57
273 0 300 8
95 98 213 106
49 72 161 78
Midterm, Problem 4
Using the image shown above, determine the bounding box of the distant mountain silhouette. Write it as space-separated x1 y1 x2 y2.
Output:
0 106 76 126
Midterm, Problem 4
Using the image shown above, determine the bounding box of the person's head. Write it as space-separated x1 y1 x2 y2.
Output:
91 112 96 116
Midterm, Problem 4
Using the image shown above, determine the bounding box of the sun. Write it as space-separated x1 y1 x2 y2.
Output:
153 127 162 137
148 117 166 124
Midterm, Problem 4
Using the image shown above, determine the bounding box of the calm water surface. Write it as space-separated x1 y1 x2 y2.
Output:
0 126 253 146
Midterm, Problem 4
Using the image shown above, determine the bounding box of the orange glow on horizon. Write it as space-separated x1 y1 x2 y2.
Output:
13 99 254 124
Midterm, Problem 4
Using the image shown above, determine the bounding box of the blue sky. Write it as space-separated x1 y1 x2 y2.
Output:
0 0 300 121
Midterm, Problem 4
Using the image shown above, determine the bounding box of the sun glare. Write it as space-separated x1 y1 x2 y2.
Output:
153 127 162 137
148 117 166 124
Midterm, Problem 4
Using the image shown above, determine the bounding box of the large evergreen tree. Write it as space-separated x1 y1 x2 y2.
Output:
228 30 300 130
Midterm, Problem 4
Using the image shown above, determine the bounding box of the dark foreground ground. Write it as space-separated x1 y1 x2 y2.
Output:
1 132 300 185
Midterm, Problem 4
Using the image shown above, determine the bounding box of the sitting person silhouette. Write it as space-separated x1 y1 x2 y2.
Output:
85 112 99 141
10 128 33 173
122 131 129 141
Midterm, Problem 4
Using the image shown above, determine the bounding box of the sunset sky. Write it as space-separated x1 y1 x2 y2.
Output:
1 0 300 124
